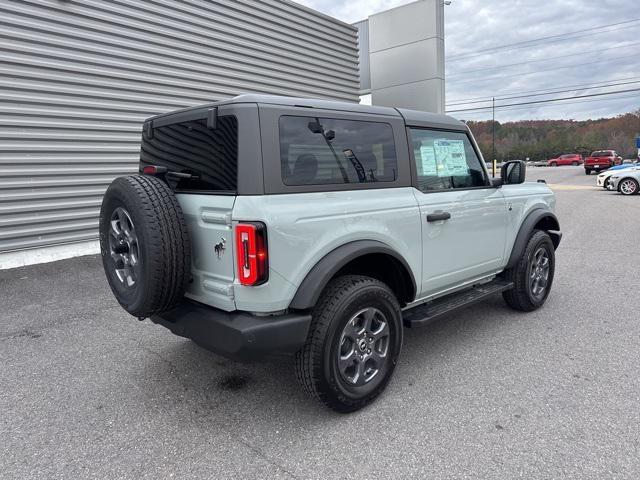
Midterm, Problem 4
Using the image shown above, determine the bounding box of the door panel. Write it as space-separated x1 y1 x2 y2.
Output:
407 127 508 298
414 187 508 296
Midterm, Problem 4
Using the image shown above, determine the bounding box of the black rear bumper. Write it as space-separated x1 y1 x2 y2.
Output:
150 300 312 361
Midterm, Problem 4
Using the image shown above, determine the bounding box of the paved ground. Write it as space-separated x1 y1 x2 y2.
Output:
2 166 639 479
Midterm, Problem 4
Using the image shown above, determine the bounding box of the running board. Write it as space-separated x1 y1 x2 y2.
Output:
403 279 514 328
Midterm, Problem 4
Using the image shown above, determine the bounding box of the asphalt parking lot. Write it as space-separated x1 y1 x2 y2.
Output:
2 166 639 479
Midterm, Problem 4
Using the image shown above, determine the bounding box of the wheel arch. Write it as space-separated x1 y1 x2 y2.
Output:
506 209 561 269
288 240 417 310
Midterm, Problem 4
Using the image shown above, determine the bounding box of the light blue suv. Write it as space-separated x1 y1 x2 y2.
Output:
99 95 562 412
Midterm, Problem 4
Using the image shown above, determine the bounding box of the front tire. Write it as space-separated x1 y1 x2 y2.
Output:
502 230 555 312
619 178 639 195
295 275 403 413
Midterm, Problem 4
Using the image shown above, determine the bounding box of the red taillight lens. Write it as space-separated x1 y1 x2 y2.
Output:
235 222 268 286
142 165 167 175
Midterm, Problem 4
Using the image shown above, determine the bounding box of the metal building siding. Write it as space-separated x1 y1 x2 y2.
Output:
0 0 359 252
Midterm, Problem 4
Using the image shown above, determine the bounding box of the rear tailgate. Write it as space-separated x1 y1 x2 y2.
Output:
177 194 236 311
140 109 239 311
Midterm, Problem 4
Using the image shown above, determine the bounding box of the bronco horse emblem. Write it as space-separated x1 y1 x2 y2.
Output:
214 238 226 259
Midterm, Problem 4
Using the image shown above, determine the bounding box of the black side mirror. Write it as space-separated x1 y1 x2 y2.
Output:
501 160 526 185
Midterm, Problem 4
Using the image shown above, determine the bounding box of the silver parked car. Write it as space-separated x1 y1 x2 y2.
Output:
608 169 640 195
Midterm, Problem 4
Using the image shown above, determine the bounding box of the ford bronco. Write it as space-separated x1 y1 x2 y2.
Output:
99 95 561 412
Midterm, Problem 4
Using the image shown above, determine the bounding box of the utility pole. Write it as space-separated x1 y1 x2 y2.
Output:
492 96 496 162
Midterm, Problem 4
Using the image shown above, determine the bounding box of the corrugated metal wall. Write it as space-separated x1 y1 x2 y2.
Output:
0 0 360 252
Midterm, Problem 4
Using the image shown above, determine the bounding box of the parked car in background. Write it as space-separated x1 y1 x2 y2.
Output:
597 163 640 189
584 150 623 175
608 169 640 195
547 154 583 167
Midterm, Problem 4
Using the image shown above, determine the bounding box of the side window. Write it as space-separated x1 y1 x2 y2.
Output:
279 116 398 186
409 128 488 192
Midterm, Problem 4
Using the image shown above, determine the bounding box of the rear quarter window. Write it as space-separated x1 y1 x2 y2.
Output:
279 116 398 186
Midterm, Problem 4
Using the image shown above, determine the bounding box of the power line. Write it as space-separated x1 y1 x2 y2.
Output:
447 41 640 77
446 78 640 107
447 18 640 60
447 52 639 86
446 87 640 113
446 76 640 105
455 92 640 118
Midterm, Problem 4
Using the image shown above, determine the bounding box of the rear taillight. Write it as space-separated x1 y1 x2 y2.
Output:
235 222 268 286
142 165 167 175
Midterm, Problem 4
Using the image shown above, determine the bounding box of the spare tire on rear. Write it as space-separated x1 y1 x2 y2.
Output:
99 175 191 318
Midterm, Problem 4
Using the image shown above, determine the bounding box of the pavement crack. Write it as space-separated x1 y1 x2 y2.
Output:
0 328 42 341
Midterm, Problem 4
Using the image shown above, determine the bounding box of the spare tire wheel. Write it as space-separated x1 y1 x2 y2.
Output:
99 175 191 318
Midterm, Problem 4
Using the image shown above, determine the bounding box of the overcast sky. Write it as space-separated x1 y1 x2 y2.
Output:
293 0 640 122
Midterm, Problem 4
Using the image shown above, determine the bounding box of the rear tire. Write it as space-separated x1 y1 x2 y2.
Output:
295 275 403 413
585 169 591 175
99 175 191 318
502 230 555 312
572 161 578 166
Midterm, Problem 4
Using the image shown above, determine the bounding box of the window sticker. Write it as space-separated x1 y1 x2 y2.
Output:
419 145 437 175
433 139 468 176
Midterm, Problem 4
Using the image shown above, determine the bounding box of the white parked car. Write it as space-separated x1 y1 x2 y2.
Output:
608 169 640 195
597 164 640 189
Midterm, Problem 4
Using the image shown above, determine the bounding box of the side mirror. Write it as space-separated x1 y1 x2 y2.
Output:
501 160 526 185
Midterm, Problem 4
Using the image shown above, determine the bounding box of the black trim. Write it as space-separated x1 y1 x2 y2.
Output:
506 209 561 268
289 240 417 310
151 300 312 361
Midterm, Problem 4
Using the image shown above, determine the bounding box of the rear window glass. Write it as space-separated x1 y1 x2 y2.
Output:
279 116 397 186
140 116 238 192
592 151 612 157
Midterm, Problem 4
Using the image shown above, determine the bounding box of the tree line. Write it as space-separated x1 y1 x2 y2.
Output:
465 109 640 161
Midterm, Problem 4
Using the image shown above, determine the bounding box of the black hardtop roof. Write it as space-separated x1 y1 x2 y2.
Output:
148 94 467 131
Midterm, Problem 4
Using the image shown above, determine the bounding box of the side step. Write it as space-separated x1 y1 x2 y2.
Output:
402 279 514 328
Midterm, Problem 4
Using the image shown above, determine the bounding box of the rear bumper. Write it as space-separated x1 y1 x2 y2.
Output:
151 300 312 361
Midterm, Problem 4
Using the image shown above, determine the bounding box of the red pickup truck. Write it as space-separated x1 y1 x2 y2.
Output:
584 150 622 175
547 154 583 166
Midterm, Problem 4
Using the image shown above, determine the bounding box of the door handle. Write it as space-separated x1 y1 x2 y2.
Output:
426 211 451 222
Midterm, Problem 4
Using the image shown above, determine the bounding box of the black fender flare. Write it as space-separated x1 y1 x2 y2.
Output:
506 209 561 269
288 240 417 310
